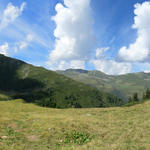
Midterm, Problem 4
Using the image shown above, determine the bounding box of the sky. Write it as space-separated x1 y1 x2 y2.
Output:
0 0 150 75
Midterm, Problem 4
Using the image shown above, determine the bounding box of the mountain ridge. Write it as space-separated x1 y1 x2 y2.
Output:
57 69 150 100
57 68 149 76
0 54 123 108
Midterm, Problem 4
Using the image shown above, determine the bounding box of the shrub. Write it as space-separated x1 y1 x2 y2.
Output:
63 130 93 145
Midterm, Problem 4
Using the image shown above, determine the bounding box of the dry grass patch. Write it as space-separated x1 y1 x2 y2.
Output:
0 99 150 150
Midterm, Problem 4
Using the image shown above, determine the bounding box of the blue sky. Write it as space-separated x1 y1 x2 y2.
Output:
0 0 150 75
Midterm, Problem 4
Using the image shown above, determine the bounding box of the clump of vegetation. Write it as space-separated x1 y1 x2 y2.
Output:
143 88 150 99
0 94 10 101
62 130 93 145
128 92 139 103
125 88 150 106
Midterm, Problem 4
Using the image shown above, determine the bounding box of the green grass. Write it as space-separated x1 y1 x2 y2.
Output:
0 93 10 101
0 99 150 150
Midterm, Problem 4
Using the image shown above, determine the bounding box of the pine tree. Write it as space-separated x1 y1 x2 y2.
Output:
145 88 150 99
128 96 133 103
133 93 139 102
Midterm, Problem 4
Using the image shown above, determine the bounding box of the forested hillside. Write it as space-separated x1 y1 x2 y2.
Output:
0 54 123 108
57 69 150 100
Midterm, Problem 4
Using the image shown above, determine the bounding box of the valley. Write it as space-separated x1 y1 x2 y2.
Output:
57 69 150 100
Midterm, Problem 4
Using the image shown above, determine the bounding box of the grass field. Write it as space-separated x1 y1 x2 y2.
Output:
0 100 150 150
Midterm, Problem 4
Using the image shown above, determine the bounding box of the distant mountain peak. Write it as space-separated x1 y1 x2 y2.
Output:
65 69 89 74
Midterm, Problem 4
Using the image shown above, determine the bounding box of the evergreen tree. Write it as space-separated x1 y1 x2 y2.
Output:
145 88 150 99
128 96 133 103
133 93 139 102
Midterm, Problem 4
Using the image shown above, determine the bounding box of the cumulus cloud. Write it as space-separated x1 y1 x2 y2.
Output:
119 1 150 62
144 70 150 73
47 0 94 69
0 42 9 56
46 0 150 74
0 2 26 30
47 60 85 70
91 60 132 75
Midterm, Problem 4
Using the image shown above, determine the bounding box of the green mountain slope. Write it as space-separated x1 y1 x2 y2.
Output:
57 69 150 100
0 54 123 108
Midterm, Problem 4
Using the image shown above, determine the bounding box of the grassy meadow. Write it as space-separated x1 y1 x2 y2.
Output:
0 99 150 150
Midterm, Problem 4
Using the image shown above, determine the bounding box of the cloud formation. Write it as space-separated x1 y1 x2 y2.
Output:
119 2 150 62
0 2 26 30
47 60 85 70
47 0 94 69
47 0 133 75
96 47 110 59
91 59 132 75
0 42 9 56
14 34 34 52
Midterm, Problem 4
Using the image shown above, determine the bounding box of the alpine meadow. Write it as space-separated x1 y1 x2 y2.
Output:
1 0 150 150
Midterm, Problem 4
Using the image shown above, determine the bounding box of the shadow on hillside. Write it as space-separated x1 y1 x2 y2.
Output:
0 54 44 101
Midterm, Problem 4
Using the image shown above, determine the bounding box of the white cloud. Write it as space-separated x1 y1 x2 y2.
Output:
91 59 132 75
144 70 150 73
47 0 94 69
0 42 9 56
119 1 150 62
19 41 28 49
14 34 34 52
26 34 34 42
47 60 85 70
70 60 85 69
0 2 26 30
96 47 110 59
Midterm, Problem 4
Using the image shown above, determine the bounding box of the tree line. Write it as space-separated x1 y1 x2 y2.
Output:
128 88 150 103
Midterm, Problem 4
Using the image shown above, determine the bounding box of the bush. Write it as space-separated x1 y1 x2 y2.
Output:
63 130 93 145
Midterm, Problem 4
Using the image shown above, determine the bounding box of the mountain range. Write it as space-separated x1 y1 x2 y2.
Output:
0 54 123 108
57 69 150 101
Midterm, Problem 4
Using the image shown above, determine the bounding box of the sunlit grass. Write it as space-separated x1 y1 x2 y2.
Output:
0 94 10 101
0 99 150 150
